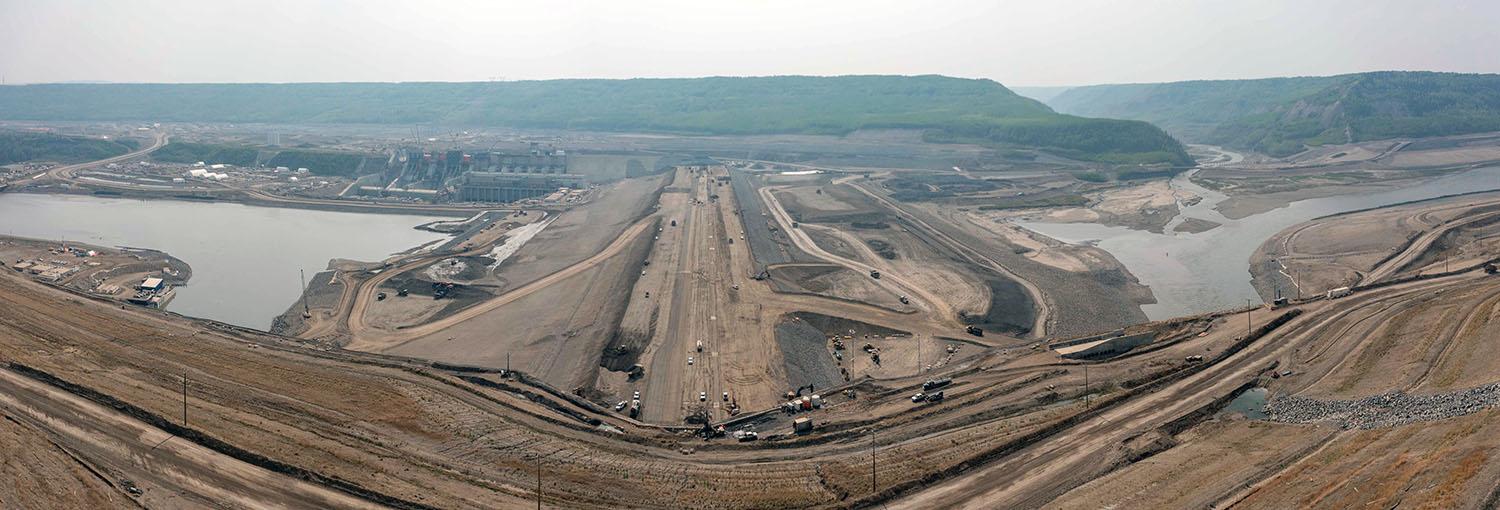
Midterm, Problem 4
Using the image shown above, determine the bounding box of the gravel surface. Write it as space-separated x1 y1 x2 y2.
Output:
1267 383 1500 429
774 319 842 390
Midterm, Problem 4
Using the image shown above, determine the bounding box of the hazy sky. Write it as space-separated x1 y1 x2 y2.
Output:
3 0 1497 86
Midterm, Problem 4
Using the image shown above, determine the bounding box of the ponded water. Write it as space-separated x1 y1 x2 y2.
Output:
1020 166 1500 319
0 194 448 329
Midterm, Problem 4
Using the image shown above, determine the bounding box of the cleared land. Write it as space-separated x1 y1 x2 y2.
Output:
1251 191 1500 299
5 207 1500 508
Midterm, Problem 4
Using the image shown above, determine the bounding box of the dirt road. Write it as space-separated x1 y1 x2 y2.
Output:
345 217 652 351
846 179 1053 336
890 273 1484 508
759 183 960 328
1361 207 1500 283
0 366 375 509
40 130 168 182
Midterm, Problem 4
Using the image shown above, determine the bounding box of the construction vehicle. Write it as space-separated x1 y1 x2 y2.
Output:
1326 287 1352 299
696 340 703 352
966 325 984 337
734 430 758 442
899 295 910 304
628 400 641 418
869 270 881 279
1486 262 1498 274
396 288 408 297
376 292 387 301
911 392 926 403
1185 355 1205 363
922 378 952 391
671 219 678 227
925 391 945 402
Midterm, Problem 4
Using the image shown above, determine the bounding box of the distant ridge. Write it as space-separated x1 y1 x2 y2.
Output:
0 75 1190 165
1049 71 1500 157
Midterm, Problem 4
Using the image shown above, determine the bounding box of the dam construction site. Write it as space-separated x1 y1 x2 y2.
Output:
5 65 1500 509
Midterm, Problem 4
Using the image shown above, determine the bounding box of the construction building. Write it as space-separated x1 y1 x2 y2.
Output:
458 171 586 202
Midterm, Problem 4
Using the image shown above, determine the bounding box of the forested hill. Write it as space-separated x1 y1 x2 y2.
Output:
0 131 134 165
1049 71 1500 157
0 75 1190 165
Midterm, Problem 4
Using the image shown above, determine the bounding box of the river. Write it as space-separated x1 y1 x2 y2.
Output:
1019 165 1500 320
0 193 449 329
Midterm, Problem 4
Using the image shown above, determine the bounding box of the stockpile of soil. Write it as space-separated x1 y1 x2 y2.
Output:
960 277 1035 336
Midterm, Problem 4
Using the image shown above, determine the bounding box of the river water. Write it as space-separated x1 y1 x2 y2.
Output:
0 193 448 329
1019 166 1500 320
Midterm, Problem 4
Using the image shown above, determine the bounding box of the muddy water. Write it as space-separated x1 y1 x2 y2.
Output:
1223 387 1269 419
1019 165 1500 320
0 193 447 329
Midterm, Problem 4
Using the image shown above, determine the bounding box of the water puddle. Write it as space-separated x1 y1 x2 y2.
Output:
1222 387 1269 419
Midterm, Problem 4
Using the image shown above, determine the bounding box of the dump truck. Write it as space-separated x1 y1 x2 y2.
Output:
966 326 984 337
628 400 641 418
869 270 881 279
1326 287 1352 299
696 340 703 352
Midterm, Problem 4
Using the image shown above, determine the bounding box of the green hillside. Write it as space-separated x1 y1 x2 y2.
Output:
0 75 1190 165
1050 71 1500 157
0 131 134 165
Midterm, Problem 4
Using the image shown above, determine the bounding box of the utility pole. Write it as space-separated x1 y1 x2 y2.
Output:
1246 299 1253 338
182 372 188 427
537 459 543 510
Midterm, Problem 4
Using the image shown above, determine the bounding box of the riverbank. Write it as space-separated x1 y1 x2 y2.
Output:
0 235 191 307
1017 165 1500 319
5 185 495 217
0 193 451 329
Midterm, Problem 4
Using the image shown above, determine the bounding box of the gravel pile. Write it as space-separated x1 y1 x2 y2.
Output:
774 320 842 390
1267 383 1500 429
